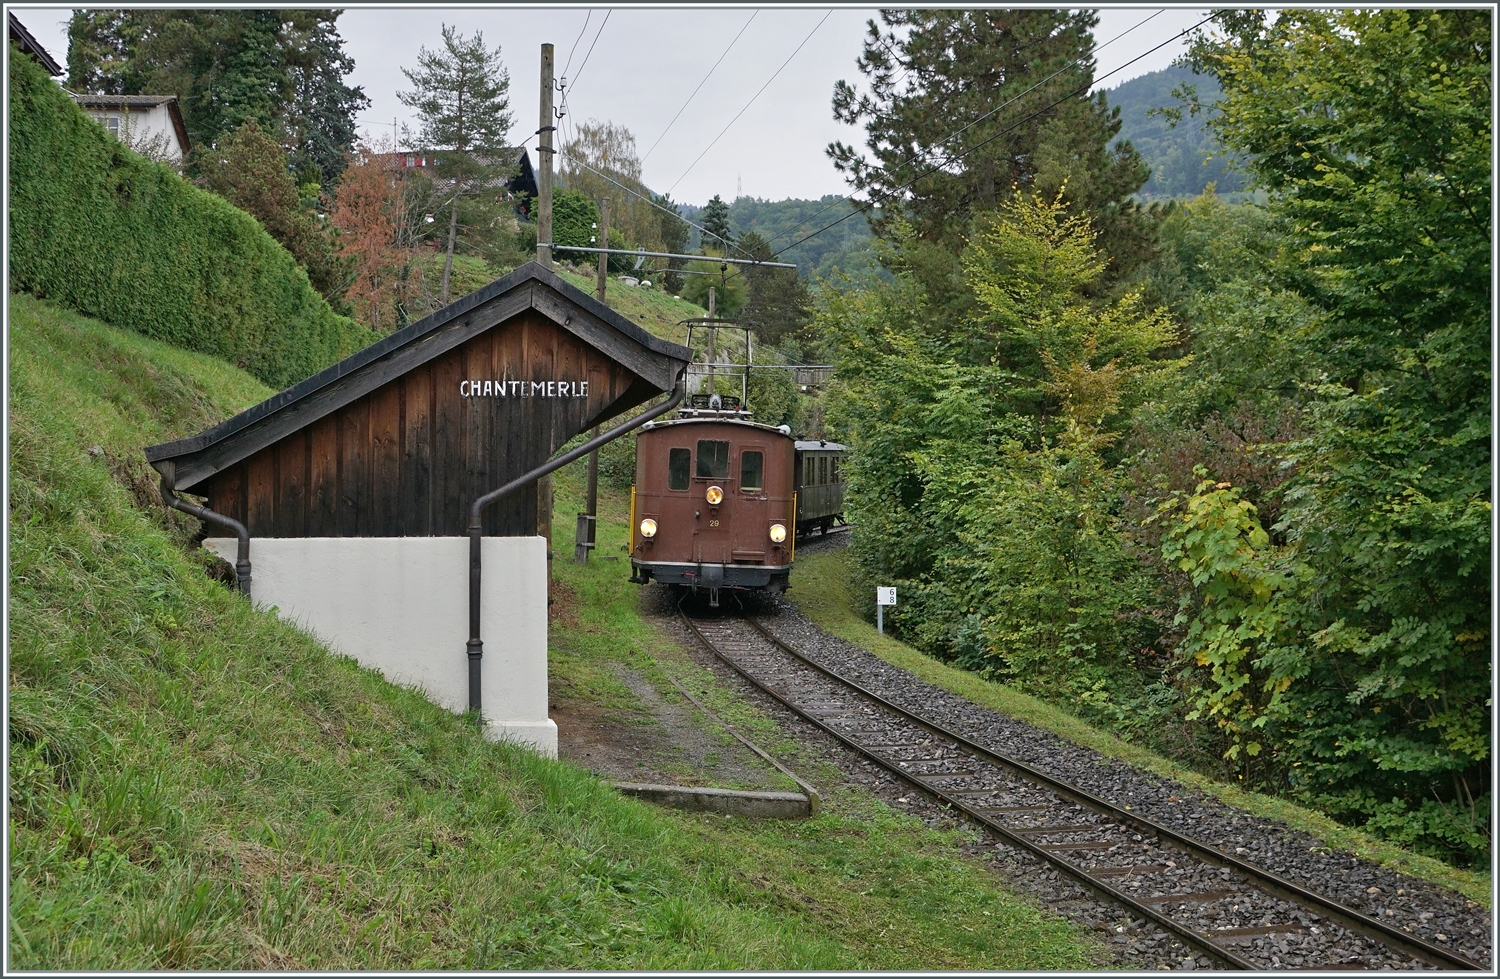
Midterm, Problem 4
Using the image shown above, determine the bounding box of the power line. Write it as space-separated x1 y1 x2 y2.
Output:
560 10 591 80
727 13 1215 280
665 9 832 196
758 9 1164 254
641 10 758 165
557 149 762 264
568 10 611 93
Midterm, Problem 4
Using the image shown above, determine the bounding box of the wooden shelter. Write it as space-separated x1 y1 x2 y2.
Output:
147 262 691 537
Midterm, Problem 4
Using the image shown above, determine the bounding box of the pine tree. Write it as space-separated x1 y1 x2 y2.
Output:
700 194 734 250
285 13 370 187
827 10 1150 276
398 24 513 304
737 231 812 349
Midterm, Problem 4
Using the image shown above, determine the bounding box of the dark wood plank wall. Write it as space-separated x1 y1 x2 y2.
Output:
207 310 637 537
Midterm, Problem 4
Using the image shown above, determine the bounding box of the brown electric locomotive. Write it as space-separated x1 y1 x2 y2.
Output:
629 407 797 602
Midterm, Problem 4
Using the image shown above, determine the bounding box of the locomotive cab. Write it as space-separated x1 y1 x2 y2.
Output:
630 417 796 601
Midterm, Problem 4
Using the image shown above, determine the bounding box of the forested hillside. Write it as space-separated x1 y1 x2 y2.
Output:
818 9 1490 866
682 196 879 281
1107 65 1247 199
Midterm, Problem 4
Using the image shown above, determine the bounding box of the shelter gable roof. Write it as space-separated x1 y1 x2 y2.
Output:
9 13 62 76
146 262 691 489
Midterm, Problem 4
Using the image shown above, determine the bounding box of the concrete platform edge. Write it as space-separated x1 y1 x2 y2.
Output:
611 781 813 819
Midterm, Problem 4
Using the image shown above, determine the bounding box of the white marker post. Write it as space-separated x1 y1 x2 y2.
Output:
876 586 897 635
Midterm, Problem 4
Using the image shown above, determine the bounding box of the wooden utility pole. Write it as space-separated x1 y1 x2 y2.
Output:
537 43 555 271
594 197 610 299
705 286 716 396
537 42 555 577
575 198 608 564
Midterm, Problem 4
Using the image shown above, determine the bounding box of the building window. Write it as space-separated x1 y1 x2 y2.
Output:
103 115 120 136
668 448 690 491
406 155 415 167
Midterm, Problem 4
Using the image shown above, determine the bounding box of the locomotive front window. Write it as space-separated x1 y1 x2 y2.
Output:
668 448 690 490
697 440 730 478
741 451 764 492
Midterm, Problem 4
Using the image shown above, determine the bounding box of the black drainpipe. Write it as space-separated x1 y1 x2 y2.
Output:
160 474 252 597
466 377 685 714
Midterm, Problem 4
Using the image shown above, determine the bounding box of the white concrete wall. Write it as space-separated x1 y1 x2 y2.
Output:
204 536 556 756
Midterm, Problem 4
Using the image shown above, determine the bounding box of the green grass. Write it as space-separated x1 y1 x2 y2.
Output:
407 254 708 345
553 267 707 344
788 548 1493 907
8 292 1105 969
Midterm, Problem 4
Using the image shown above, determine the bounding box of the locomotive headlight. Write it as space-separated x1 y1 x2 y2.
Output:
705 485 724 505
769 523 787 543
639 518 658 538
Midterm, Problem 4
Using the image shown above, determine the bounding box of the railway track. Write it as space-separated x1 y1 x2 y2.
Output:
679 603 1486 972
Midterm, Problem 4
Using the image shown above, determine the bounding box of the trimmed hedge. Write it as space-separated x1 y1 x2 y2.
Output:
8 49 368 389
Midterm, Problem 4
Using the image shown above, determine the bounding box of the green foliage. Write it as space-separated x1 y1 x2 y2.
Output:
1148 10 1491 863
679 263 747 319
8 51 367 390
737 231 813 349
828 10 1151 280
700 194 733 248
196 120 351 309
721 195 879 281
398 24 512 173
1156 478 1310 769
1105 66 1246 199
827 196 1179 733
552 189 600 252
66 10 368 189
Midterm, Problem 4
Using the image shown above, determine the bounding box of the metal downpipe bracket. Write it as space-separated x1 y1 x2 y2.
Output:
160 475 251 598
464 378 686 717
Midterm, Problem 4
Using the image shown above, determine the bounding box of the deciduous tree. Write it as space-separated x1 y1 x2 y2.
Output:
197 119 350 308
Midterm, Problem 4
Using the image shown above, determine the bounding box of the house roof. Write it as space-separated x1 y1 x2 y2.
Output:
8 13 62 76
375 146 537 197
146 262 693 491
70 92 192 155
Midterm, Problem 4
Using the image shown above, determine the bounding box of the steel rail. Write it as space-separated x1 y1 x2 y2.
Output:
680 605 1485 972
677 605 1253 970
738 614 1488 965
737 615 1486 973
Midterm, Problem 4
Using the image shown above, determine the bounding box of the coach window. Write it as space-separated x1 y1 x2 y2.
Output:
817 456 827 484
697 440 729 478
831 457 840 483
741 451 764 493
668 448 691 490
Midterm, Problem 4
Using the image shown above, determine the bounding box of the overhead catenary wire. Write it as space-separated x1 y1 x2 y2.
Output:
559 149 765 264
560 10 591 80
756 9 1165 255
641 10 758 164
665 9 833 196
568 10 611 94
724 12 1215 282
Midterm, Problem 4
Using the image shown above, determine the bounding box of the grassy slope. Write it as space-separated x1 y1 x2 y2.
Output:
787 549 1492 906
7 293 1100 970
553 266 706 345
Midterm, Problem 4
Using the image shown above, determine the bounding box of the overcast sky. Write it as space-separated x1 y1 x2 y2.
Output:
14 5 1209 206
